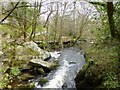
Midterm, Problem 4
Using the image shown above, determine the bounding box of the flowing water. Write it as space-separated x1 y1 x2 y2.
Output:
35 47 85 89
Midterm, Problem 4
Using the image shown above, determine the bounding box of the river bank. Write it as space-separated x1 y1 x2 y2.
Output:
75 38 120 89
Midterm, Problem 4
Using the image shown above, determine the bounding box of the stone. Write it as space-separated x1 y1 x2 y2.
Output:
23 41 50 60
16 41 50 61
15 41 52 74
75 60 95 89
75 60 94 84
0 51 3 56
30 59 54 68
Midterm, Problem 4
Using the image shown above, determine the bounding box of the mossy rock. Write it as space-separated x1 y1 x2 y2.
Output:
76 80 93 89
37 68 45 74
84 62 106 86
50 60 59 70
84 71 103 86
38 78 48 86
75 69 85 84
16 45 39 60
75 60 94 84
30 59 59 72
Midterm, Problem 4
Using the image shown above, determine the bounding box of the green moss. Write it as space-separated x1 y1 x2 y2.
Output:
103 72 120 88
50 60 59 70
37 68 45 74
0 73 10 89
38 78 48 86
10 67 20 76
75 60 94 84
77 38 120 88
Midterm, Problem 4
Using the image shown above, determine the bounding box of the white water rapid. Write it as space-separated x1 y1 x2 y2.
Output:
35 47 85 89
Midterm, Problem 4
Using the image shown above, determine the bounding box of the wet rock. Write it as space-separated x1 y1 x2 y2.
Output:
69 61 76 64
62 83 67 89
75 60 95 88
30 59 59 71
20 65 45 76
75 69 86 84
75 59 106 89
75 60 94 84
76 67 103 89
30 59 54 68
38 78 48 86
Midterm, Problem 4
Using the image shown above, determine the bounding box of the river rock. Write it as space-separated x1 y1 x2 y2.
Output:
23 41 50 60
15 41 51 71
30 59 54 68
75 60 94 84
75 60 92 87
16 41 50 60
75 60 104 89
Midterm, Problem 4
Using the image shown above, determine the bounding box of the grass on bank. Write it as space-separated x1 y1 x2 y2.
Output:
80 37 120 88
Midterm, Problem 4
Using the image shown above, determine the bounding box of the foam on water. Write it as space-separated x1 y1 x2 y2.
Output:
35 47 85 89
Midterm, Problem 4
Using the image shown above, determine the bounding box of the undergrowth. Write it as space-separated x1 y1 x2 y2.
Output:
80 38 120 88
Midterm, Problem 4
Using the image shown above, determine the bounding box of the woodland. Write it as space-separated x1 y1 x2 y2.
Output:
0 0 120 89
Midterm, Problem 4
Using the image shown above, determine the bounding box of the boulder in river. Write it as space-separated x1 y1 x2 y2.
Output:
23 41 51 60
15 41 52 72
15 41 51 69
30 59 54 69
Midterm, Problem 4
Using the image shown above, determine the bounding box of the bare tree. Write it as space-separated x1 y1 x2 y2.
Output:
58 2 68 42
29 1 39 40
53 2 59 43
0 1 20 24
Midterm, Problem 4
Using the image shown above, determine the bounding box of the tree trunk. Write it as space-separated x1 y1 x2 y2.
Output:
22 2 27 41
54 2 59 43
107 2 120 40
30 2 38 41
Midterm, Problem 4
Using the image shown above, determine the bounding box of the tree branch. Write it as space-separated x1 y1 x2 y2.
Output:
0 1 20 24
89 2 106 7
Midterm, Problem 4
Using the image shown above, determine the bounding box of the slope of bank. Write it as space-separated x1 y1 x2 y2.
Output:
75 38 120 89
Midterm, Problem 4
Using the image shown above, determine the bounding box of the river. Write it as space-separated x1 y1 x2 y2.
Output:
35 47 85 89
